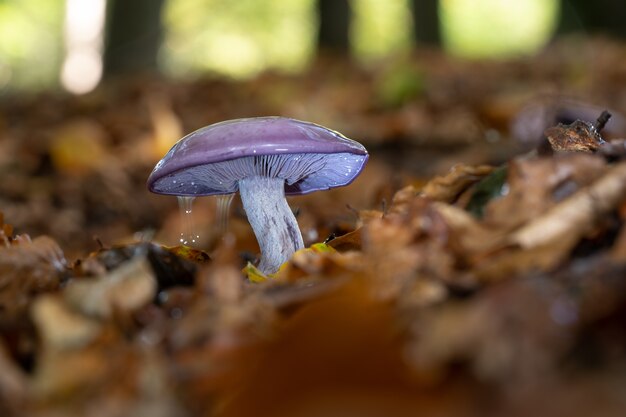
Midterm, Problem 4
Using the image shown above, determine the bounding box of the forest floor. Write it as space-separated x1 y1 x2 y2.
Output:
0 37 626 416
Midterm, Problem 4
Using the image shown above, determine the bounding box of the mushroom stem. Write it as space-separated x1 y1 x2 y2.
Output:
238 176 304 274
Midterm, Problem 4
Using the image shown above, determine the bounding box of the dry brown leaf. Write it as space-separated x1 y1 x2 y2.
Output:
362 217 421 297
470 241 577 282
406 279 569 383
50 120 110 175
4 45 626 417
31 295 101 351
397 278 448 309
326 228 362 251
64 256 156 319
32 340 184 417
356 209 384 228
275 247 365 284
361 199 459 298
421 164 495 203
545 120 605 153
218 283 475 417
0 236 66 323
387 185 418 216
511 161 626 249
483 154 606 231
431 202 504 255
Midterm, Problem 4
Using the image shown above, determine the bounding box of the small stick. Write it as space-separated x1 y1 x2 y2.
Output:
593 110 611 132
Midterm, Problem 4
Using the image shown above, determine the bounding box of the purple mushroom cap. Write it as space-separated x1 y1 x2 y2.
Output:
147 116 368 196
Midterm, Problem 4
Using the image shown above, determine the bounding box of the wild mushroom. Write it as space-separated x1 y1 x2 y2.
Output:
147 117 368 274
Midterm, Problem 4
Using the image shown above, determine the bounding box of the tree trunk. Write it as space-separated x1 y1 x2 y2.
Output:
556 0 626 39
317 0 351 52
411 0 441 46
103 0 166 78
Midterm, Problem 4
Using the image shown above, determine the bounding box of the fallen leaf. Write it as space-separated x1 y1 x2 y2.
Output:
545 119 606 153
326 228 362 251
31 295 101 351
64 256 157 319
218 283 475 417
164 245 211 264
421 164 495 204
511 161 626 249
50 119 110 175
0 236 66 324
483 154 606 231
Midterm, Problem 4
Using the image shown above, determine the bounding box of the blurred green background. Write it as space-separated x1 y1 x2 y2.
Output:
0 0 566 93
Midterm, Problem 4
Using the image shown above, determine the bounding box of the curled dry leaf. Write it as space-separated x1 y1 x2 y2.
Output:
361 199 458 299
326 228 362 251
431 202 502 256
423 202 570 283
11 235 67 271
544 119 606 153
0 235 66 324
421 164 495 203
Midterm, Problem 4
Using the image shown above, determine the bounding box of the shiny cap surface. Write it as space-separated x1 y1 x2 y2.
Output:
147 117 368 196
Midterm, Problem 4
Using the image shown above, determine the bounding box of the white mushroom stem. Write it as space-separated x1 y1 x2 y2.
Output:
238 176 304 274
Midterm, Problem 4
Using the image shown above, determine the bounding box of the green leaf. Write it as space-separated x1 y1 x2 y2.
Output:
466 164 508 218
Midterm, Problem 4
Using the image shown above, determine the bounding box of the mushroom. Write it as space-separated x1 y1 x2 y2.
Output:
147 117 368 274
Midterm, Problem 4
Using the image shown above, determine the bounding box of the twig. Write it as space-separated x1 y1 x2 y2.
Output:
593 110 611 132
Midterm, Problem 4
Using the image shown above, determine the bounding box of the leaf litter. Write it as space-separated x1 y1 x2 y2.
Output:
2 41 626 416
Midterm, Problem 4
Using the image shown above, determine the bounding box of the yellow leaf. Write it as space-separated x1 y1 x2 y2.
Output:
164 245 211 263
309 242 336 253
243 243 336 282
243 262 269 283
